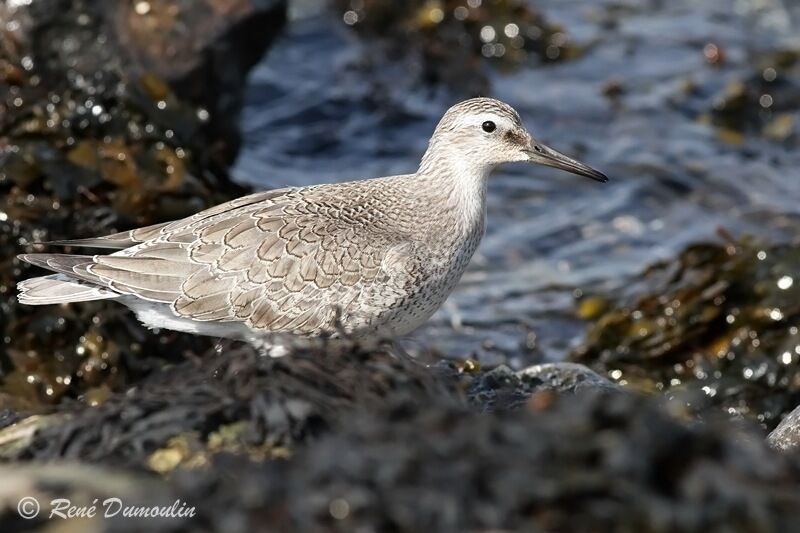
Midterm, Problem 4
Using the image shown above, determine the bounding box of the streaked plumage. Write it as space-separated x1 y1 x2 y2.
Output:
17 98 607 350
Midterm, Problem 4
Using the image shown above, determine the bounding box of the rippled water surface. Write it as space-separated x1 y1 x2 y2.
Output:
233 0 800 365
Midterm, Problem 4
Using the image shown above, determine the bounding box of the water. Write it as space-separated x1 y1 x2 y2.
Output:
232 0 800 365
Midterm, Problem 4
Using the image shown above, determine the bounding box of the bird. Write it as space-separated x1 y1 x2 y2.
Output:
17 98 607 354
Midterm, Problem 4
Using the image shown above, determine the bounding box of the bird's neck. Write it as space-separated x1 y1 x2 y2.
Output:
415 152 491 241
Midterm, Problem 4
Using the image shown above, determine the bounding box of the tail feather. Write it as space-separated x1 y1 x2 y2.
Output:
17 253 94 273
17 252 184 306
45 221 171 249
17 274 119 305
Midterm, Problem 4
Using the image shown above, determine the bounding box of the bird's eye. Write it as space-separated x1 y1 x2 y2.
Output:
481 121 496 133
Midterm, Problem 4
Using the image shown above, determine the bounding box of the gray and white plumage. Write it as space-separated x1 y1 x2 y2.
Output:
17 98 607 349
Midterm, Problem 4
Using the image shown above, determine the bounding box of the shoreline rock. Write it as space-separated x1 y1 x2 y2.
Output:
0 0 287 407
2 346 799 531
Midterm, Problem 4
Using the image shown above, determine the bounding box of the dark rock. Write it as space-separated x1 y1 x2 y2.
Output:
469 362 620 410
109 0 287 165
3 0 286 169
6 349 800 531
333 0 579 96
0 409 21 430
573 237 800 428
518 361 620 393
0 0 285 407
707 56 800 141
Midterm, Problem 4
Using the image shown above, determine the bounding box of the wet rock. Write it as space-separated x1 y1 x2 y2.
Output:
469 362 620 410
2 0 287 169
333 0 577 95
9 362 800 532
111 0 288 165
701 48 800 143
0 409 22 431
518 361 620 393
12 345 459 466
573 237 800 428
5 346 800 531
768 404 800 452
0 0 285 407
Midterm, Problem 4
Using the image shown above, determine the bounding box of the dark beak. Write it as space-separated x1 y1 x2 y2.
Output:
524 142 608 183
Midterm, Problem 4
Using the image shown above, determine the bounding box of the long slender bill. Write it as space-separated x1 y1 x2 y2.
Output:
525 143 608 182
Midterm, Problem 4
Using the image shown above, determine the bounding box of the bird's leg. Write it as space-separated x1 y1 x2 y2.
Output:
379 339 427 367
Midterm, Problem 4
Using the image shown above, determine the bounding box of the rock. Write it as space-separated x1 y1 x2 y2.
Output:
768 404 800 452
0 410 21 431
7 346 800 532
7 340 800 532
333 0 577 95
3 0 287 169
469 362 620 411
110 0 288 165
0 0 285 407
112 0 286 87
518 361 619 392
573 238 800 428
700 49 800 142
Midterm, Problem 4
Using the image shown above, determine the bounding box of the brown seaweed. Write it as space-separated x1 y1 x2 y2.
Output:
573 236 800 428
333 0 582 94
3 346 800 532
0 0 285 408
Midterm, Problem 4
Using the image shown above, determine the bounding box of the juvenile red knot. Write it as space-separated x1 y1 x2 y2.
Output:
17 98 607 354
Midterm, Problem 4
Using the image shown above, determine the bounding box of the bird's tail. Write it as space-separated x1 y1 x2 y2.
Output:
17 274 119 305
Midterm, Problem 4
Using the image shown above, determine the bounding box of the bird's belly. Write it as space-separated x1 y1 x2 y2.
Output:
126 298 252 340
379 297 447 336
348 261 470 338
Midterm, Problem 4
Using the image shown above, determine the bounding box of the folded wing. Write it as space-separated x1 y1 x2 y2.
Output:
18 186 423 337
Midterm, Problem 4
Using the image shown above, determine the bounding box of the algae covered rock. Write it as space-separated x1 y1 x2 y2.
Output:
0 0 286 407
6 345 800 532
333 0 578 94
573 237 800 428
468 361 620 410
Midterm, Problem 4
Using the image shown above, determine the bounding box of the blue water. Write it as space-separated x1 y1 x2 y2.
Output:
233 0 800 365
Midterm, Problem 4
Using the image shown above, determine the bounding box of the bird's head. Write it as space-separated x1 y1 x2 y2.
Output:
422 97 608 183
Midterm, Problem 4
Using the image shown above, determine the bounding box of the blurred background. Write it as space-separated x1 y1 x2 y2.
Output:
2 1 800 530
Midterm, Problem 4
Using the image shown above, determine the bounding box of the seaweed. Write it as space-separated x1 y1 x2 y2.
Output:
0 0 285 408
333 0 583 94
3 346 800 531
574 236 800 428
